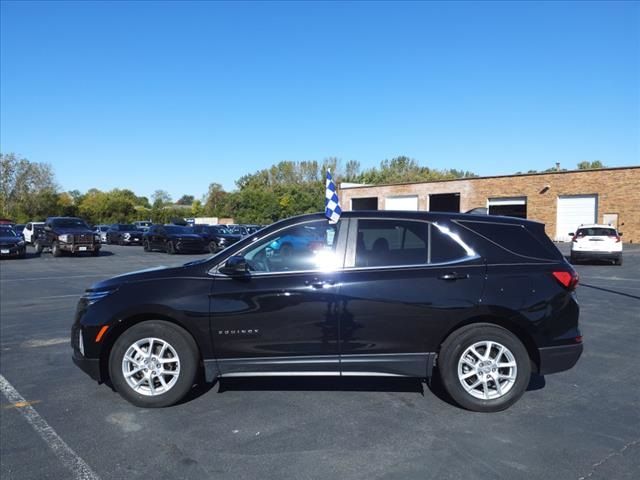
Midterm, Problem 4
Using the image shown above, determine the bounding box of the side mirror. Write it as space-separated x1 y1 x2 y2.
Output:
568 232 574 236
219 255 249 276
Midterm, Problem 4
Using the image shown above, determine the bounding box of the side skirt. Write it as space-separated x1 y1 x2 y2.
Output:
203 353 436 383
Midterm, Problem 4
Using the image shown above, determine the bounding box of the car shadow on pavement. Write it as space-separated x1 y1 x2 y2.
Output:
217 376 425 394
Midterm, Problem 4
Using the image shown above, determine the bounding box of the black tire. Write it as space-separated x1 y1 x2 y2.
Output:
438 323 531 412
118 238 124 246
52 242 62 257
166 241 176 254
143 240 151 252
91 249 100 257
34 241 43 254
616 256 623 266
208 241 219 254
108 321 199 408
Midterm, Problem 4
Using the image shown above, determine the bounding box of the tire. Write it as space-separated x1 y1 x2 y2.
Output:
166 241 176 254
108 321 199 408
118 238 124 246
91 249 100 257
616 256 623 266
143 240 151 252
438 323 531 412
34 241 43 254
208 241 219 254
52 242 62 257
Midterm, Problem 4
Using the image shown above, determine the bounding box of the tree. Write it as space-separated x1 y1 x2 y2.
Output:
577 160 606 170
0 152 58 221
151 189 172 206
176 194 195 205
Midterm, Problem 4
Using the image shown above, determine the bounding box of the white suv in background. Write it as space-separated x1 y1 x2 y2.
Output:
569 224 623 265
22 222 45 244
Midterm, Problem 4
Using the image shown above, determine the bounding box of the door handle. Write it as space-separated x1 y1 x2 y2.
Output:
438 272 470 281
305 278 335 289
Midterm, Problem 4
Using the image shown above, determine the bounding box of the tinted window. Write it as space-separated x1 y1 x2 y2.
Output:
0 227 18 237
576 227 616 237
355 220 428 267
51 218 89 229
243 220 339 273
164 226 191 234
461 221 559 259
429 225 469 263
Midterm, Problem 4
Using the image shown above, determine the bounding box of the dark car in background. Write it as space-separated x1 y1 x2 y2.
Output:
106 224 144 245
0 225 26 258
143 225 206 254
191 224 242 253
35 217 101 257
72 211 582 412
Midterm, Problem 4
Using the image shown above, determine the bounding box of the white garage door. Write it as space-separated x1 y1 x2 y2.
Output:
384 195 419 211
556 195 597 242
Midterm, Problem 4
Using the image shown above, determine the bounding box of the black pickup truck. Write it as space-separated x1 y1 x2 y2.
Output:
34 217 101 257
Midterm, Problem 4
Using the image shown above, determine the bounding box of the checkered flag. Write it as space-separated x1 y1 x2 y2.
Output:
325 169 342 224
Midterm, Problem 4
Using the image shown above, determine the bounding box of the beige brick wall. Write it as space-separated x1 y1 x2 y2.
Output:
340 167 640 243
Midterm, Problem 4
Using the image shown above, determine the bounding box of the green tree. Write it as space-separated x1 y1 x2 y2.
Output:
577 160 606 170
176 194 195 205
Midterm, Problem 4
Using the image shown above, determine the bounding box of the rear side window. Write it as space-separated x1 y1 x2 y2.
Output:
354 219 472 267
459 221 560 260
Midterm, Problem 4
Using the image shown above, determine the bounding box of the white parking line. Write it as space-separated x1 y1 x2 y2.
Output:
0 374 100 480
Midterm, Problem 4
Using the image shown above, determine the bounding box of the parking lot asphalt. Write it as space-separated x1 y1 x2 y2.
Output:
1 243 639 480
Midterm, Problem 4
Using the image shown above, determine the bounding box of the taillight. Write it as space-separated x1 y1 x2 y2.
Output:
552 270 579 290
608 235 621 243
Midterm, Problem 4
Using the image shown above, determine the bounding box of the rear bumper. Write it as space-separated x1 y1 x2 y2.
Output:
72 351 102 382
571 250 621 260
538 343 583 375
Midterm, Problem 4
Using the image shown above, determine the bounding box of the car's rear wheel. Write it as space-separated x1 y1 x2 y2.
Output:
143 240 151 252
615 256 623 266
438 324 531 412
108 321 199 408
33 241 43 254
208 241 219 254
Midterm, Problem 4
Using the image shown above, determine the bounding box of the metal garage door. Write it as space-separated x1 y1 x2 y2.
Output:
556 195 597 242
384 195 419 211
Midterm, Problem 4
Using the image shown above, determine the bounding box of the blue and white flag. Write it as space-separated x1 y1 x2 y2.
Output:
325 169 342 223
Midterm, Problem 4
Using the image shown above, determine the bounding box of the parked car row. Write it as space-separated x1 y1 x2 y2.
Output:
1 216 267 258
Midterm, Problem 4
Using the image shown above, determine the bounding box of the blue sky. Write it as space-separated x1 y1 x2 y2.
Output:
1 1 638 201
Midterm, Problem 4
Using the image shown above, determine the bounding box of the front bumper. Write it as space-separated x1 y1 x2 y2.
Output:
0 245 26 256
72 350 102 382
60 243 101 253
538 343 583 375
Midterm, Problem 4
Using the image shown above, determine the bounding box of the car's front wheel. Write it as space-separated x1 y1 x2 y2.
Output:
108 321 199 407
166 241 176 254
438 324 531 412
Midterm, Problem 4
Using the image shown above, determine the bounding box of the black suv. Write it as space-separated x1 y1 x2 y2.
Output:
72 211 582 412
0 225 26 258
35 217 101 257
142 225 206 254
191 224 242 253
106 224 144 245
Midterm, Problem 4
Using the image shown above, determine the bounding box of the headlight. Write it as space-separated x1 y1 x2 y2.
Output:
124 233 131 239
59 234 72 243
82 288 118 306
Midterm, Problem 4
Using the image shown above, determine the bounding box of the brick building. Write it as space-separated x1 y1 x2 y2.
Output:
339 166 640 243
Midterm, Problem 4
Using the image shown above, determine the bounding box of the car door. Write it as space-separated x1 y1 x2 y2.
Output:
209 218 347 376
337 217 486 377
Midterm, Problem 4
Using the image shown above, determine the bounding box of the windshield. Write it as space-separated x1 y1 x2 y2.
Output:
118 224 136 230
51 218 89 229
0 227 18 237
164 226 192 234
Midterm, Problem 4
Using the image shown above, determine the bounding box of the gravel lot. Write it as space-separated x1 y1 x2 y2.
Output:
1 243 639 480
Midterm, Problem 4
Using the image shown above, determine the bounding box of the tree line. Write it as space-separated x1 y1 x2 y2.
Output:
0 152 608 225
